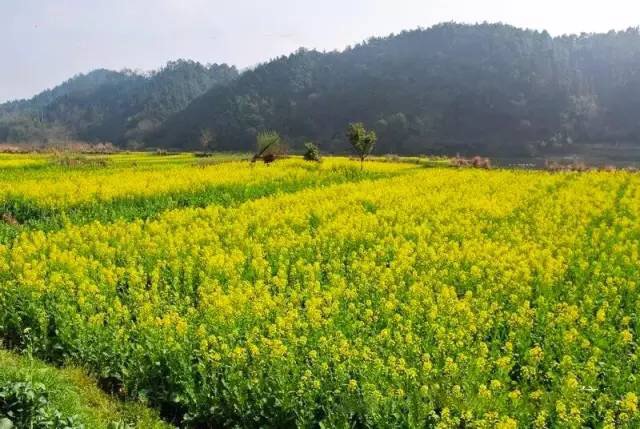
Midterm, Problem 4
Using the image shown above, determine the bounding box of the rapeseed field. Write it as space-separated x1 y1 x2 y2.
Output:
0 153 638 427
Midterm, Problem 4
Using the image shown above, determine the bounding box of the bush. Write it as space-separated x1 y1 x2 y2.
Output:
450 155 491 169
303 143 321 162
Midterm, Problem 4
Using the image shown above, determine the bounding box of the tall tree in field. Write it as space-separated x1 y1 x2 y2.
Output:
199 128 215 152
347 122 377 170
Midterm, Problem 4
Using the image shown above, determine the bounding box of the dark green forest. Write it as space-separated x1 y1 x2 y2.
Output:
0 60 238 147
2 23 640 155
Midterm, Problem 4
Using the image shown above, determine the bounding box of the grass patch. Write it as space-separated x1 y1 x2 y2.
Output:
0 349 169 428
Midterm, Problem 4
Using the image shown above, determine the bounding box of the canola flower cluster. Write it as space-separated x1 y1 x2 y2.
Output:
0 161 639 427
0 156 412 244
0 157 410 209
0 153 51 169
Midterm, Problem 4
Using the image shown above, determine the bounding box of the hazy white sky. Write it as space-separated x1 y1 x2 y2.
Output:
1 0 639 102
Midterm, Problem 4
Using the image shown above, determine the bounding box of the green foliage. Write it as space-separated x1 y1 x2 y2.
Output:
303 142 321 161
152 24 640 156
0 350 168 428
256 131 281 153
347 123 377 168
0 61 238 146
0 381 84 428
4 23 640 156
253 131 284 162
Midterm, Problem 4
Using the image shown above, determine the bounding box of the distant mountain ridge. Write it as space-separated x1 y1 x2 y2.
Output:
0 60 238 146
1 69 127 114
153 23 640 156
2 23 640 156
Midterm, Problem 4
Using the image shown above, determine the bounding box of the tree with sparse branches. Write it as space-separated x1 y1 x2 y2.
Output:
199 128 215 152
252 131 283 164
346 123 377 170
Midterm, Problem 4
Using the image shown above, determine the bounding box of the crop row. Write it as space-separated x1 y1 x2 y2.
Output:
0 158 413 243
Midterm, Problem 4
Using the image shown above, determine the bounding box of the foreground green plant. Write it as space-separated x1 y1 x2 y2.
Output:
0 381 84 428
0 350 168 429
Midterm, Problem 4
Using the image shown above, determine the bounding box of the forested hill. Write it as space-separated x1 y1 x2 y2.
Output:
155 23 640 156
0 60 238 146
2 23 640 156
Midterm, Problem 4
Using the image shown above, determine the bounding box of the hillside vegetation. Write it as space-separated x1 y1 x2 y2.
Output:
156 23 640 155
2 23 639 156
0 61 237 147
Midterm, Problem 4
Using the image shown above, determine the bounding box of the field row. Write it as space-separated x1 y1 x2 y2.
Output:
1 167 639 427
0 157 414 243
0 157 414 208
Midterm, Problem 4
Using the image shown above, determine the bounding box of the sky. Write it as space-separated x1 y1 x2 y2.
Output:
1 0 639 102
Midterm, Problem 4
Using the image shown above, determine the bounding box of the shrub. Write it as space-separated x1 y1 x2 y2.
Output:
303 143 321 162
451 155 491 169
